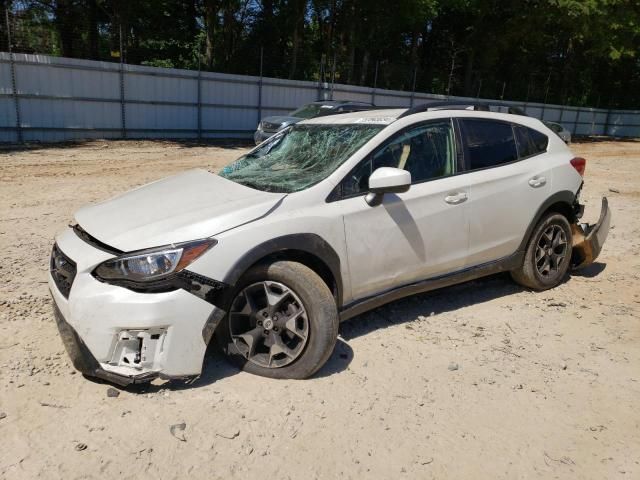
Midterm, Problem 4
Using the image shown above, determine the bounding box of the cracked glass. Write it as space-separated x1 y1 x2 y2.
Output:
219 124 384 193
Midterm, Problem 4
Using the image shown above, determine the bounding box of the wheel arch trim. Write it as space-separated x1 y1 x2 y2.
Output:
220 233 344 307
517 190 577 253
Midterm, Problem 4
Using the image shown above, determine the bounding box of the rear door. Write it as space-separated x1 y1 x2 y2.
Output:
459 118 552 266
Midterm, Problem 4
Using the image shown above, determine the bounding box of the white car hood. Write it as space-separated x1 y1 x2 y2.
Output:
74 169 285 252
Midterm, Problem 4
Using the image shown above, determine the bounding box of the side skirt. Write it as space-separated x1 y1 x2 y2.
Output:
339 252 523 322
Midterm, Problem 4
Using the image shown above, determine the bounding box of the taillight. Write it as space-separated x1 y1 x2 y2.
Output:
570 157 586 177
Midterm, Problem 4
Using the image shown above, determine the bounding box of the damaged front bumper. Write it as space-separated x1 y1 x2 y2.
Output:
572 197 611 269
52 301 158 386
49 227 227 387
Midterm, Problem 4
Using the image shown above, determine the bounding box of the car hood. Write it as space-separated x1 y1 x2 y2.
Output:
74 169 286 252
261 116 301 129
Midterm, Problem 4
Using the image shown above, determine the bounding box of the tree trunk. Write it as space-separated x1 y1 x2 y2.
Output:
359 50 369 85
204 0 220 69
55 0 75 57
463 50 475 96
87 0 99 60
288 0 305 79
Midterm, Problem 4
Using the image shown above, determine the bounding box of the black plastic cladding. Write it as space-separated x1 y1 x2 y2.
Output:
91 268 229 302
396 101 528 120
73 224 123 254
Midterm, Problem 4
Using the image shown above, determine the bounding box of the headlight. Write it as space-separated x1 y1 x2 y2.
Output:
94 239 216 285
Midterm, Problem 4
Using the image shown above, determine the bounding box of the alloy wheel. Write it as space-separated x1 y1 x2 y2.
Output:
228 281 309 368
535 224 568 277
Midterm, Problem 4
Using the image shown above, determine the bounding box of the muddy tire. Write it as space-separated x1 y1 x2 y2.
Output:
511 212 573 290
215 261 338 379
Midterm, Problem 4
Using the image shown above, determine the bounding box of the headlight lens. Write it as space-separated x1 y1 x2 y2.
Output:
94 239 216 283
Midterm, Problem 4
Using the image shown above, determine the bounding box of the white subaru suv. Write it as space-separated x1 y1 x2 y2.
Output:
49 102 610 386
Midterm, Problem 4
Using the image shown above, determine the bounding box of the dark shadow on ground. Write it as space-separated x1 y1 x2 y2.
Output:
313 339 353 379
0 138 253 154
91 267 607 392
571 262 606 278
106 337 353 393
339 272 523 341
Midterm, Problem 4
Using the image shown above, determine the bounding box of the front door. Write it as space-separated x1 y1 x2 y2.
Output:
336 119 470 302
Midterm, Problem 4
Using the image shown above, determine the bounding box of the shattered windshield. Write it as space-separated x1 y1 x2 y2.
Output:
219 124 383 193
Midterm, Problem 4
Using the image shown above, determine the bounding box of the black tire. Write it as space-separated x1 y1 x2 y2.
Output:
215 261 339 379
511 212 573 290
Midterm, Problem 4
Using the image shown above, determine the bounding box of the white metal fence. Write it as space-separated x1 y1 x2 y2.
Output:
1 52 639 143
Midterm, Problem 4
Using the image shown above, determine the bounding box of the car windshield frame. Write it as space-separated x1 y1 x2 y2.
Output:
219 123 385 193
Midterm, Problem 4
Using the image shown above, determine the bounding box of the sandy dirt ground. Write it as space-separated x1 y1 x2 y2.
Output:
0 139 638 479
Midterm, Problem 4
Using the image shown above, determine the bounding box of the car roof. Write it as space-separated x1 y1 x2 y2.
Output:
308 100 373 107
301 106 549 131
302 108 405 125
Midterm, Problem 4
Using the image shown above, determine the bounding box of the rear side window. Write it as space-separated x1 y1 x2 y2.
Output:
460 119 518 170
514 125 548 158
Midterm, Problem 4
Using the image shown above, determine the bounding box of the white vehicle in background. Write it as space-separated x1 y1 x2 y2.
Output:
49 102 610 386
544 121 572 143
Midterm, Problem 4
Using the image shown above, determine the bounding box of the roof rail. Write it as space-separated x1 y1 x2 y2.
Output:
397 101 528 119
397 101 490 119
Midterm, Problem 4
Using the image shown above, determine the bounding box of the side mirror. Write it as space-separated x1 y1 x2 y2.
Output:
366 167 411 206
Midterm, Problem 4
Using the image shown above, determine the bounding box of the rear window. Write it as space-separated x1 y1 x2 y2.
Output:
460 119 518 170
514 125 548 158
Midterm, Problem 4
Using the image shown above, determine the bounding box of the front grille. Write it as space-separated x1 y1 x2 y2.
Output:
50 243 77 298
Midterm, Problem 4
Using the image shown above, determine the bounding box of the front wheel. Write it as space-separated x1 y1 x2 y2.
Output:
511 212 573 290
216 261 339 379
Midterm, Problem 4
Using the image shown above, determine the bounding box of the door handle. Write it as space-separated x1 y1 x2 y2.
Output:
444 192 468 205
528 176 547 188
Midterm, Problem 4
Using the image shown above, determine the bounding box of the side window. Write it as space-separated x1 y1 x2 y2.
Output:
340 120 456 197
341 159 372 197
460 119 518 170
530 129 548 152
514 125 548 158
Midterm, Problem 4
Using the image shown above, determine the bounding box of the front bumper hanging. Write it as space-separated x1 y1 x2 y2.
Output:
52 301 159 386
572 197 611 269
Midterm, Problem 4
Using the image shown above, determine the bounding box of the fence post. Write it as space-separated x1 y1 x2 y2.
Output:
5 7 22 143
257 47 264 125
603 109 611 136
573 107 580 136
197 69 202 141
119 23 126 139
196 38 203 141
540 81 550 121
371 61 378 106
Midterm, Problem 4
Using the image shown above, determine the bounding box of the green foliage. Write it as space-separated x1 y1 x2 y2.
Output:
3 0 639 107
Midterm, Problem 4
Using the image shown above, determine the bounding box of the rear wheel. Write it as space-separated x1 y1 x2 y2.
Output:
511 212 573 290
216 261 338 379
